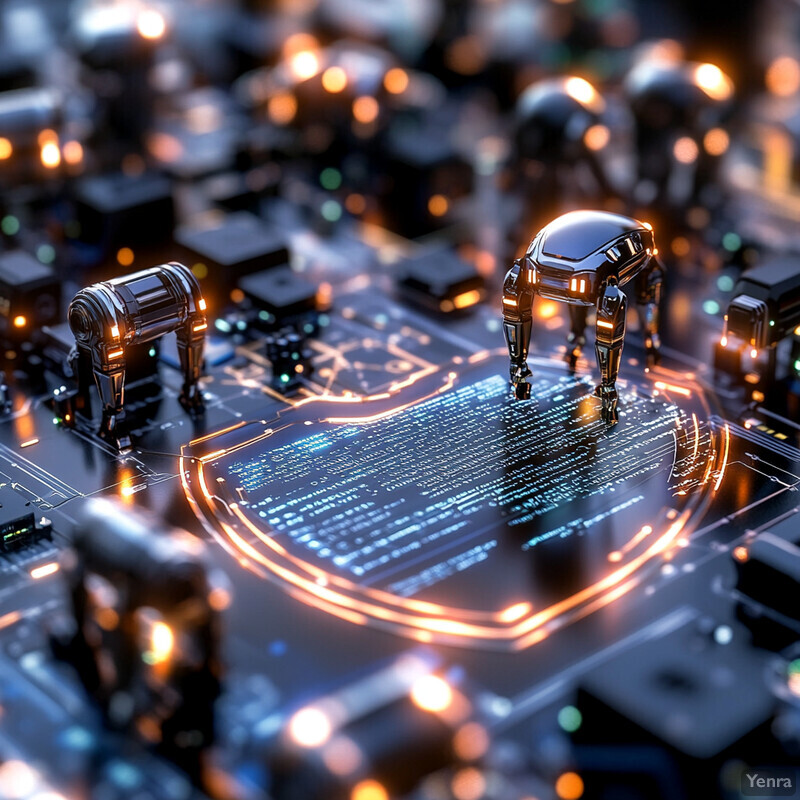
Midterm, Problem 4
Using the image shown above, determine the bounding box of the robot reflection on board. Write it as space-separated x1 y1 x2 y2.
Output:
501 210 665 423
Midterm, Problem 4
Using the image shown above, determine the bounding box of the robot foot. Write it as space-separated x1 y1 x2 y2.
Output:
509 363 533 400
644 336 662 367
594 385 619 424
565 346 581 372
99 425 132 453
98 411 132 452
179 388 206 417
509 363 532 383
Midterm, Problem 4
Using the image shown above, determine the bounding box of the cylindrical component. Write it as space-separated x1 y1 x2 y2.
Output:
68 261 204 349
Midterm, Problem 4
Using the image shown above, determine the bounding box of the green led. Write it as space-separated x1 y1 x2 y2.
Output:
1 215 19 236
702 300 720 315
280 373 290 383
722 232 741 252
149 347 157 357
795 360 800 372
770 320 775 327
716 275 734 292
321 199 342 222
37 244 55 264
789 659 800 675
557 705 583 733
320 167 342 191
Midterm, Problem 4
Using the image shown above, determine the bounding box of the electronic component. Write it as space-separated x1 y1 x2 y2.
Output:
68 262 206 450
0 484 51 552
53 497 225 784
72 3 166 147
0 251 60 341
735 515 800 650
502 210 664 420
0 87 62 184
270 656 472 800
73 172 175 260
720 256 800 385
265 328 313 392
397 248 485 314
238 265 318 328
175 211 289 303
381 122 474 237
574 617 777 799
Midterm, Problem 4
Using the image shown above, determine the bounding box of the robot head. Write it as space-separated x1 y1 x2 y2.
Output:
514 76 606 164
525 210 656 305
625 58 733 131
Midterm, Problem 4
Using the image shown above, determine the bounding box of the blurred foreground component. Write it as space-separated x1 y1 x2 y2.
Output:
574 617 779 800
270 655 477 800
53 497 227 785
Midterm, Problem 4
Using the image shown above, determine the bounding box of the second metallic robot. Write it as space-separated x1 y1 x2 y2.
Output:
502 210 665 422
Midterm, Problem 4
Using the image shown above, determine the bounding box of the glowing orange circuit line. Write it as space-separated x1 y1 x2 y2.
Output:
702 450 715 485
324 374 456 424
0 611 21 630
654 381 692 397
618 524 654 555
190 421 249 446
230 502 512 623
714 424 730 492
200 449 227 463
183 351 703 646
200 449 691 642
289 365 440 409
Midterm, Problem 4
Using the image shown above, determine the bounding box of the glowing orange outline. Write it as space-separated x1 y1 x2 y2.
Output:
181 353 719 649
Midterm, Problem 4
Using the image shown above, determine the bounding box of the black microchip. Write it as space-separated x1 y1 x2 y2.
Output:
736 516 800 623
175 211 289 292
238 266 317 319
396 249 485 313
0 485 48 552
74 172 175 249
0 251 61 336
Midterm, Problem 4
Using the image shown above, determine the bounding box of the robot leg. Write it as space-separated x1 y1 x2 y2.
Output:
176 322 206 414
594 281 627 424
89 348 130 451
566 305 588 371
635 257 664 367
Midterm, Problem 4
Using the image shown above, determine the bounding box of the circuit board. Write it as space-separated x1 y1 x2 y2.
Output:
0 2 799 800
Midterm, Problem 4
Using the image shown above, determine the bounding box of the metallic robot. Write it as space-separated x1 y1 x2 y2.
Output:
502 210 665 422
68 262 207 450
